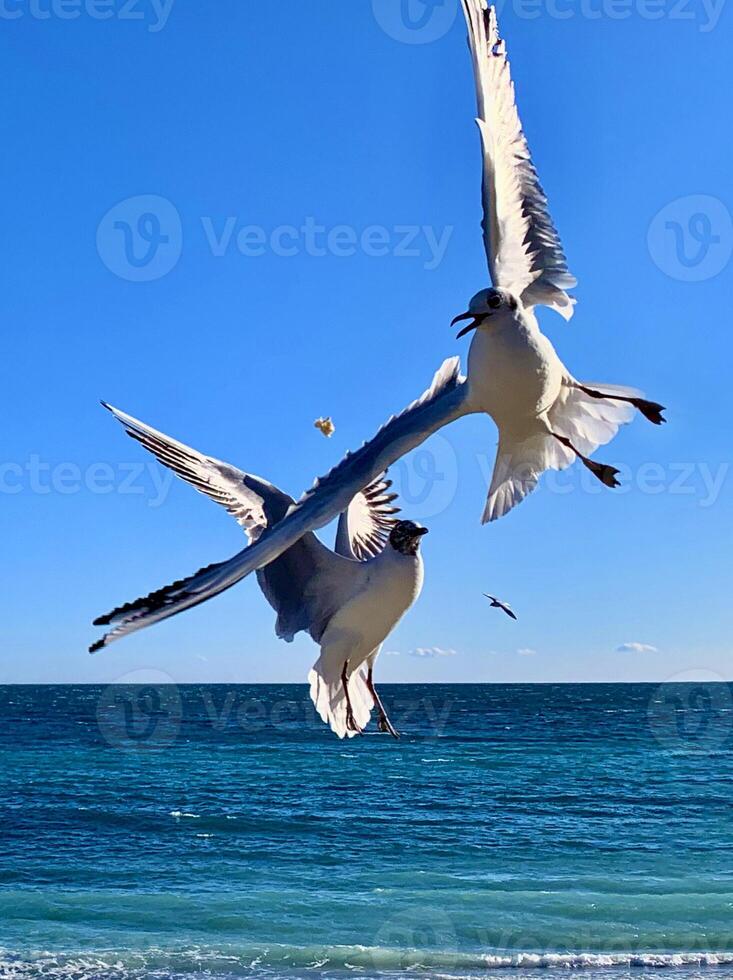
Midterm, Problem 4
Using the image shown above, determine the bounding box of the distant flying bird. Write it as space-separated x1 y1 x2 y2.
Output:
85 2 665 648
314 417 335 438
90 405 426 740
483 594 517 621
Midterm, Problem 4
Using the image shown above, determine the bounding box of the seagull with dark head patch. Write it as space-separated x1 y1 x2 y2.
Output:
90 405 428 740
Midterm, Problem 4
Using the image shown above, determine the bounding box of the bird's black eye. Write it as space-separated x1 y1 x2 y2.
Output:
488 293 502 310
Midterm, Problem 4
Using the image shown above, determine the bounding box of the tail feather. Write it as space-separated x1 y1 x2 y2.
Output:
350 667 376 731
483 432 572 524
550 380 636 458
483 378 640 523
308 657 374 739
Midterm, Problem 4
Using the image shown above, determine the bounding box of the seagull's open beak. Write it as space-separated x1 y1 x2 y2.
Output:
451 311 482 339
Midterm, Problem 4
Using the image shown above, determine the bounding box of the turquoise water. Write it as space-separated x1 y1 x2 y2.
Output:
1 683 732 979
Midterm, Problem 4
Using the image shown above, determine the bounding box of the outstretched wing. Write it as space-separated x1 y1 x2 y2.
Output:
334 476 400 561
461 0 576 319
101 402 269 540
90 357 470 650
104 402 399 561
93 405 384 649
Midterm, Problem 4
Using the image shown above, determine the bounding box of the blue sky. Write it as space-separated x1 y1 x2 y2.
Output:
2 0 731 684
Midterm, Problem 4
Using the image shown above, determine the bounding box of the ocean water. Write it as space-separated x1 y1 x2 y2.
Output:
1 682 732 980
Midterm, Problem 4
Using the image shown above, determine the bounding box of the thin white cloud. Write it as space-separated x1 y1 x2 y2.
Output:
617 642 658 654
409 646 457 659
383 650 401 657
486 648 536 657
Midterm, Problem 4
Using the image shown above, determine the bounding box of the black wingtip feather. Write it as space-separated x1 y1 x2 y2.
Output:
91 559 224 632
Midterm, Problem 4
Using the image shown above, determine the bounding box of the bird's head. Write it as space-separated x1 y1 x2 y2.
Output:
389 520 429 556
451 287 518 338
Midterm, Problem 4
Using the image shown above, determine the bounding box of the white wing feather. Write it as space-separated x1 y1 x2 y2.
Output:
461 0 577 319
549 379 637 457
334 476 400 561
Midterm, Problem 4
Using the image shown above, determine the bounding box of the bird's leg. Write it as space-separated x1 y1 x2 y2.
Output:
366 666 400 740
574 383 666 426
341 661 362 735
551 432 621 489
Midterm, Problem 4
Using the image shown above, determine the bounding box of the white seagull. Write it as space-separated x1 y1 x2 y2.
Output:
90 405 427 739
89 1 664 650
447 0 664 523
